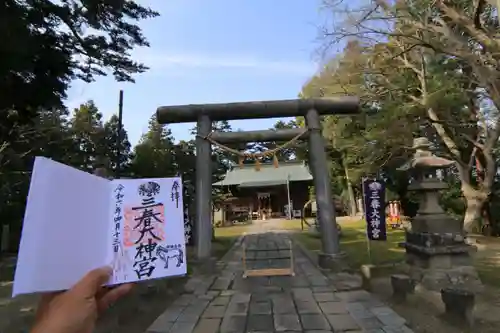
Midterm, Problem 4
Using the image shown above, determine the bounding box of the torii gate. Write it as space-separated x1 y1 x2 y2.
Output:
156 97 359 269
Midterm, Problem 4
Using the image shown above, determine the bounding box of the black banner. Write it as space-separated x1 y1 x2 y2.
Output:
363 179 387 241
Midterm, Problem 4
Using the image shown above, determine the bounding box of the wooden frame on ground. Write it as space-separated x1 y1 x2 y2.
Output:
241 235 295 278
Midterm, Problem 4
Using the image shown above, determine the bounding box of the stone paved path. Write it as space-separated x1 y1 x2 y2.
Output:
146 233 414 333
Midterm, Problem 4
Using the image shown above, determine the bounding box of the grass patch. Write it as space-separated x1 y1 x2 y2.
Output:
215 225 255 238
295 221 500 289
294 220 406 269
475 258 500 288
211 237 236 257
185 237 235 258
185 236 236 274
470 237 500 288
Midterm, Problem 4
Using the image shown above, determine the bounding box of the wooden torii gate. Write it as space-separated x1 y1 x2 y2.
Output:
156 97 359 269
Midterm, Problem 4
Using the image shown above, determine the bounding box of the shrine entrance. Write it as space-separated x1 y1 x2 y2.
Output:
156 98 359 268
257 192 271 220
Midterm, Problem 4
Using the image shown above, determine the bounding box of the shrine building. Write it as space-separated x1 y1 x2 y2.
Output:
212 161 314 223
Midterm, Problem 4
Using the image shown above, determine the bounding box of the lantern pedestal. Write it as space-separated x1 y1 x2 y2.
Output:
402 231 482 292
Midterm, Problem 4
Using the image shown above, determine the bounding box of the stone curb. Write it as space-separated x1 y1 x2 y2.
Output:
292 236 326 271
176 235 244 296
219 235 244 263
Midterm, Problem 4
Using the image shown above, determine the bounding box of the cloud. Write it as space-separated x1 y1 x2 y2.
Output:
133 50 318 76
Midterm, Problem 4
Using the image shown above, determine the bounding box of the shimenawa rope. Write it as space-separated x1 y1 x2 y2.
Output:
198 129 307 170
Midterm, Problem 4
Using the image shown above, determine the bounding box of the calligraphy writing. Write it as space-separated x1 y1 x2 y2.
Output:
132 198 163 244
134 238 158 278
113 184 125 253
363 179 387 241
171 181 180 208
132 181 163 279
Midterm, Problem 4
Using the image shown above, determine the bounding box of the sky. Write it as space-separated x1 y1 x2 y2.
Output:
66 0 334 146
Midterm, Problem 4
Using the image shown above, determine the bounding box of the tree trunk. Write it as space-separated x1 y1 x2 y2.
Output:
343 162 357 216
462 185 489 233
357 197 364 215
481 201 493 236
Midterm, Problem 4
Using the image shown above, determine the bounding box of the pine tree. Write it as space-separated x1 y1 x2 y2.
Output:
103 114 132 177
69 100 105 172
130 115 177 178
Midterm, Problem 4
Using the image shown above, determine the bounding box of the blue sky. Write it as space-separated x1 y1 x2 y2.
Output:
66 0 335 146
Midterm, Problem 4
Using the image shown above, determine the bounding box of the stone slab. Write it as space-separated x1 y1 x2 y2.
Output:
371 306 407 327
232 293 252 303
335 290 372 302
319 301 349 314
355 316 384 330
177 301 209 322
274 313 302 331
212 296 231 306
146 315 174 333
296 301 322 314
173 294 196 306
312 286 333 292
212 277 233 290
313 292 338 302
247 314 275 332
292 288 315 301
193 319 221 333
155 306 184 322
202 305 227 318
326 314 361 331
272 297 297 314
227 302 249 315
300 314 331 331
169 321 196 333
381 326 415 333
250 301 272 314
220 314 247 333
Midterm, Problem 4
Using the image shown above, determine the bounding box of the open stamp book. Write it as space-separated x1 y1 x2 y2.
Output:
12 157 187 296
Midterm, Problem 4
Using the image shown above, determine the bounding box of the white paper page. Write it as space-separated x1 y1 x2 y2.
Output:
13 157 110 296
108 177 187 284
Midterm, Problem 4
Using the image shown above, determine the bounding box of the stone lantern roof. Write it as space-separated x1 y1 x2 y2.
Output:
398 137 454 171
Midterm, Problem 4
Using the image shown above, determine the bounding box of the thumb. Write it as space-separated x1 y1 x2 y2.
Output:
71 266 113 298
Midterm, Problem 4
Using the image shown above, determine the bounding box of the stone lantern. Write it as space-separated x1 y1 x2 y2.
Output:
399 137 482 292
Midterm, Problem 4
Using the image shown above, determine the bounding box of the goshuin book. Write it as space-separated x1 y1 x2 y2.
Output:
13 156 187 296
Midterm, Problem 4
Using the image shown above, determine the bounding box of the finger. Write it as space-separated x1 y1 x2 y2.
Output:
39 291 60 305
35 291 63 320
95 286 112 300
95 285 124 301
97 283 134 312
71 266 113 298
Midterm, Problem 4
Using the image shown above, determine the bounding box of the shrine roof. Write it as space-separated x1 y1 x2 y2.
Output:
213 161 313 187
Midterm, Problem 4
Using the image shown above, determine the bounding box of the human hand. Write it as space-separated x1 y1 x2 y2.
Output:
31 266 133 333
